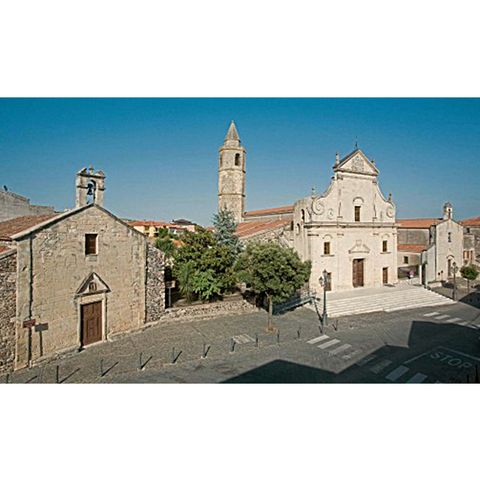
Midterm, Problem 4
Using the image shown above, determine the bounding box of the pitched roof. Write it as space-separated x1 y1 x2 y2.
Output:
236 219 290 239
398 244 426 253
461 216 480 226
243 205 294 218
397 218 442 229
0 214 58 241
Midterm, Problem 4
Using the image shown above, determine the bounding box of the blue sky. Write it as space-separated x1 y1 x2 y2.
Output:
0 98 479 225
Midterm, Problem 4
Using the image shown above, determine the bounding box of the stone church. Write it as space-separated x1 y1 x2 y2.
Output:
0 167 165 373
218 121 398 292
219 121 469 292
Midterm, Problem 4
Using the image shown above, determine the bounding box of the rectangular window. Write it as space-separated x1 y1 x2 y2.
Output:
324 241 331 255
382 240 388 253
403 256 409 264
85 234 98 255
354 206 361 222
448 232 452 243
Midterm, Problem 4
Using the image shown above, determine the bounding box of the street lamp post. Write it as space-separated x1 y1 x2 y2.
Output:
319 269 328 327
452 261 459 301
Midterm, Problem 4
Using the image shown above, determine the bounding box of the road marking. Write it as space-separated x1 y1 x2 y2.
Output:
440 347 480 363
355 354 377 366
318 339 341 350
423 312 439 317
458 321 469 326
233 335 252 344
307 335 329 345
244 334 255 342
407 373 428 383
385 365 410 381
329 344 352 355
468 324 480 330
435 314 450 320
446 317 462 323
343 350 360 360
370 359 393 374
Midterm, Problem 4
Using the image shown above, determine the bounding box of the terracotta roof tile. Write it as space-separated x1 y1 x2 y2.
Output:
0 245 14 254
461 216 480 226
397 218 442 229
0 214 57 241
243 205 294 217
398 244 426 253
129 220 186 230
236 219 290 238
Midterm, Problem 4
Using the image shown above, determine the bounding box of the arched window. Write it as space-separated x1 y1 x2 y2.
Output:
301 209 305 222
296 223 301 234
235 153 241 166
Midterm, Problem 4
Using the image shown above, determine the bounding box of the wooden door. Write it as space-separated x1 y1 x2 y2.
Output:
81 301 102 346
383 267 388 285
353 259 365 287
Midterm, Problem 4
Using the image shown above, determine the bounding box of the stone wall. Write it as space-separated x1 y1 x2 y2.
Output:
0 190 55 222
145 243 166 323
159 297 258 324
0 251 17 373
397 228 430 245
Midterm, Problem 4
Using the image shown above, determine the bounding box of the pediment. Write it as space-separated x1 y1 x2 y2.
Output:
348 240 371 254
335 149 378 176
76 272 110 296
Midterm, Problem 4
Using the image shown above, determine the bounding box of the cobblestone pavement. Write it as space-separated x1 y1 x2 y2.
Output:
3 300 480 383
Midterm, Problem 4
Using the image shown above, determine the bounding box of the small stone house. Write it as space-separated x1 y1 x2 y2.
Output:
0 168 165 373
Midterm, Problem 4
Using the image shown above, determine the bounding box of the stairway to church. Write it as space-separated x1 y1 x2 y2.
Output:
307 284 455 318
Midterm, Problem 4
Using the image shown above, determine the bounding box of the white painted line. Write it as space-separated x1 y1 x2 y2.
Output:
423 312 439 317
244 334 255 342
407 373 428 383
343 350 360 360
446 317 462 323
458 321 469 326
385 365 410 381
307 335 329 345
468 324 480 330
318 339 341 350
329 344 352 355
435 314 450 320
370 359 393 374
355 354 377 366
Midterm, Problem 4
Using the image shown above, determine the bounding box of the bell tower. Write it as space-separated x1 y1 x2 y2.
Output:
218 120 246 223
76 166 106 208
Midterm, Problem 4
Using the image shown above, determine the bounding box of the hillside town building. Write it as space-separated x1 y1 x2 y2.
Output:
0 167 165 373
0 188 55 222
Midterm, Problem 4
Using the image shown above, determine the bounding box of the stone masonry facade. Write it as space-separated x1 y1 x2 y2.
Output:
0 252 16 373
146 243 166 323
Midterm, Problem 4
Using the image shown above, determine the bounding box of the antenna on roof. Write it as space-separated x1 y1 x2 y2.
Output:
355 137 358 149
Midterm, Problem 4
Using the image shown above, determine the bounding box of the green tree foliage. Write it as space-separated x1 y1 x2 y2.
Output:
212 208 242 255
460 264 479 292
236 242 311 330
155 227 178 258
173 227 237 302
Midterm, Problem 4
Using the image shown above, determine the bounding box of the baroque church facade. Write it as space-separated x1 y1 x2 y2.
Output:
217 121 399 292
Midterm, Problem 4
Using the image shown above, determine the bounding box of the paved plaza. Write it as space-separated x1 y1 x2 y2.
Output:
3 296 480 384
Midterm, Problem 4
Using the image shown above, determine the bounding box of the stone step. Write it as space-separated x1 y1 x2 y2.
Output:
306 286 455 318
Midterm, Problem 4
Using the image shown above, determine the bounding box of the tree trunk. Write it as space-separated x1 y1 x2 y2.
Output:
267 296 274 331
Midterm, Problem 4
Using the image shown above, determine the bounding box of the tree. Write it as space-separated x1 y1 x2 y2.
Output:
212 208 242 255
461 264 479 293
236 242 311 331
173 227 237 302
155 227 178 258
